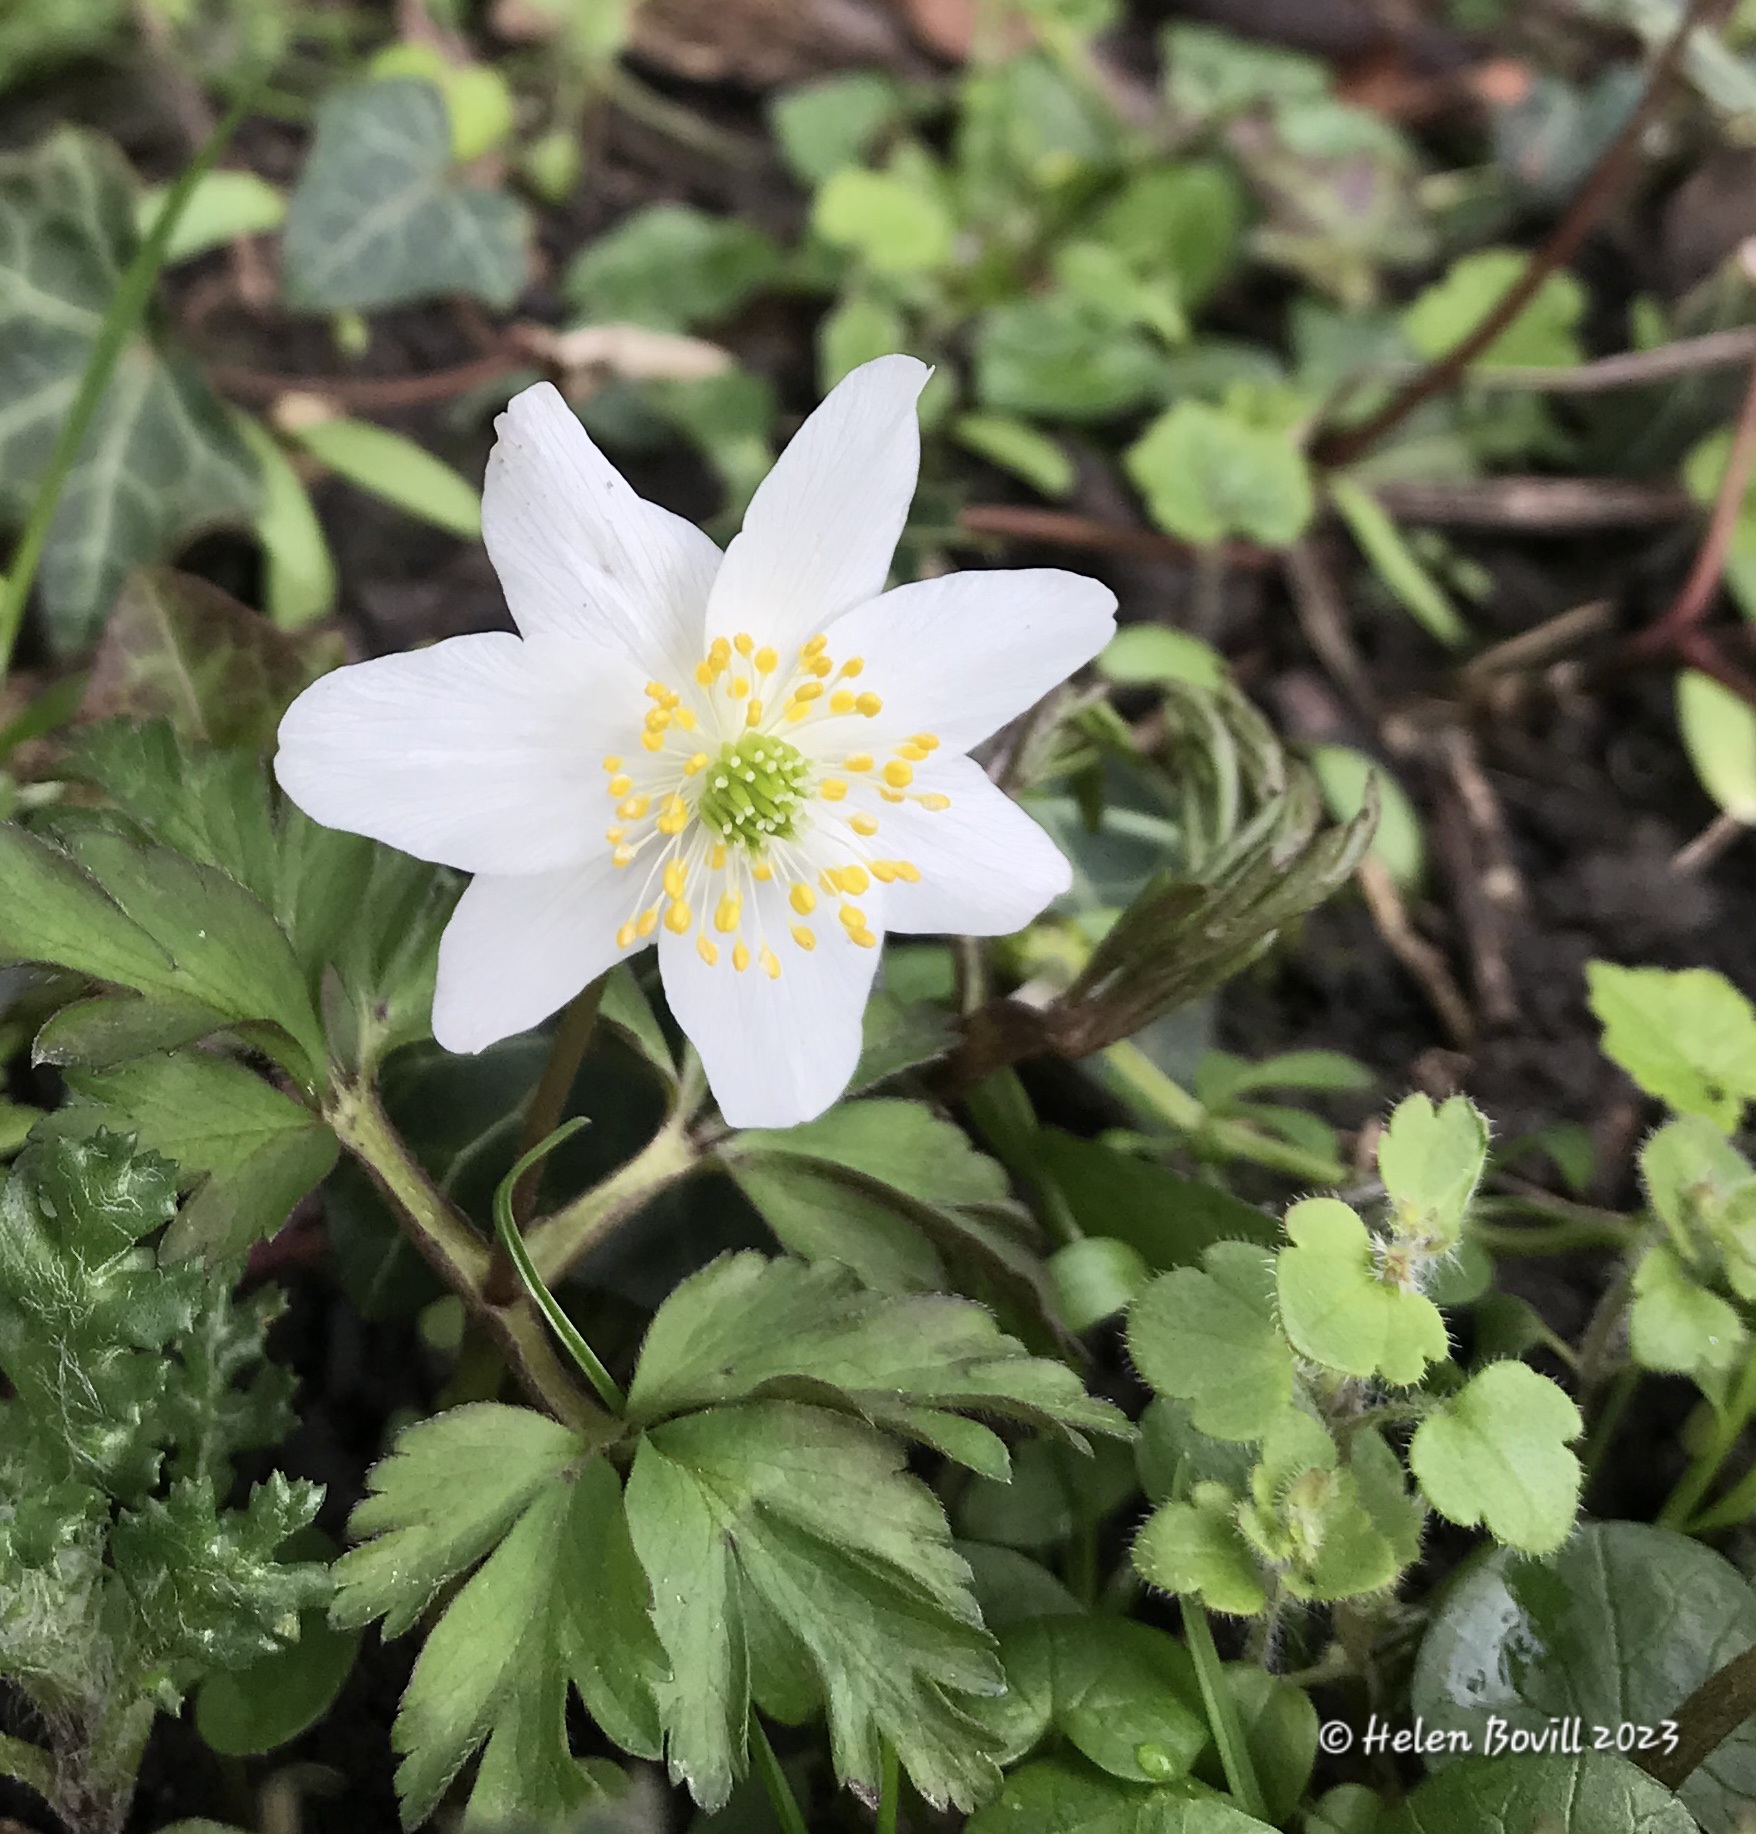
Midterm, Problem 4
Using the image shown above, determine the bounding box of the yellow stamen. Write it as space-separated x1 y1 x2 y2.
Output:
675 707 697 731
845 753 872 772
695 662 715 686
696 933 719 966
899 743 927 762
856 692 883 717
665 900 692 934
849 927 878 948
912 733 940 750
789 883 817 916
871 860 897 882
761 947 781 979
685 753 709 775
752 861 774 881
839 658 864 678
917 793 952 812
895 860 921 882
836 864 870 894
745 699 764 728
710 843 728 871
612 845 636 868
733 942 751 972
715 894 741 934
602 754 623 771
734 633 754 658
830 691 856 715
658 799 689 835
754 646 777 674
793 681 823 703
641 731 664 751
803 633 828 656
791 925 816 951
617 921 638 948
664 861 687 900
730 676 750 700
879 789 905 804
819 779 848 802
809 656 833 678
645 707 670 730
637 906 660 936
606 825 626 844
883 760 913 788
608 773 632 797
840 904 866 930
850 813 879 836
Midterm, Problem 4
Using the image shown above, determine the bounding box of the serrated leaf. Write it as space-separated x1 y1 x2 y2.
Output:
282 80 528 312
1377 1094 1488 1248
1126 401 1314 548
33 990 235 1069
848 991 955 1097
625 1251 1127 1455
161 1281 296 1491
1275 1198 1448 1384
1133 1483 1266 1617
1629 1242 1745 1398
1408 1361 1580 1555
967 1759 1276 1834
1589 962 1756 1132
626 1399 1003 1813
1127 1244 1293 1441
0 129 259 647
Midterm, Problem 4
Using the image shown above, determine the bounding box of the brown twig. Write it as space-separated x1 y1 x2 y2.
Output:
208 348 526 410
1642 1644 1756 1792
1355 855 1477 1049
1283 538 1383 723
1428 325 1756 395
1314 0 1712 468
1428 728 1525 1032
1372 477 1692 531
957 504 1274 568
1461 600 1616 688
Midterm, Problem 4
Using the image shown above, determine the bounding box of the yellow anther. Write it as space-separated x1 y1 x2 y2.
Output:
617 920 638 949
710 843 728 871
791 925 816 951
849 927 878 948
912 733 940 751
734 632 754 658
730 676 750 700
645 680 667 699
695 662 715 685
899 743 927 762
837 865 871 894
790 883 817 916
879 789 905 804
895 860 921 882
607 826 627 846
839 657 864 678
645 707 671 731
696 933 719 966
845 753 872 772
715 894 741 934
745 698 764 728
917 793 952 811
819 779 848 801
686 753 709 775
752 861 774 881
641 731 664 751
675 707 697 731
883 760 913 788
754 646 778 674
665 899 692 934
809 656 833 678
663 860 688 900
637 906 660 937
612 845 636 868
603 754 623 771
870 860 897 882
733 942 751 972
839 904 866 930
608 773 632 797
658 803 688 836
830 691 856 715
850 813 879 837
793 681 824 703
761 947 782 979
856 693 883 717
619 795 650 819
803 633 828 656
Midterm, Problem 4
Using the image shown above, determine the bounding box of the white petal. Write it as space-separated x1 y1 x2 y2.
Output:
820 568 1117 753
705 355 929 659
483 381 722 679
275 632 645 875
863 754 1070 937
658 875 881 1128
433 858 640 1054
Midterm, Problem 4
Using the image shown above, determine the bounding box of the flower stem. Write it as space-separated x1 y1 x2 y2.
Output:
323 1076 612 1439
523 1114 699 1287
493 1120 626 1415
1181 1600 1267 1822
877 1738 900 1834
0 80 259 686
749 1713 809 1834
1659 1349 1756 1532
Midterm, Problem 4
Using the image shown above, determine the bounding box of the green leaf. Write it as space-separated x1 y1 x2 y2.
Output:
1402 249 1585 370
1587 962 1756 1132
1629 1242 1746 1395
161 1281 297 1490
1678 669 1756 824
1408 1360 1581 1554
282 79 528 311
967 1755 1274 1833
954 413 1076 499
65 1051 338 1259
1163 23 1328 123
195 1607 360 1757
848 990 954 1097
1127 1245 1294 1441
975 294 1168 422
813 165 955 275
234 418 338 630
564 204 780 332
1133 1483 1267 1617
1410 1520 1754 1832
1328 478 1469 648
626 1399 1003 1812
1126 401 1314 548
1388 1755 1697 1833
818 294 909 392
1099 627 1227 692
1093 164 1245 311
285 415 482 539
1376 1093 1489 1248
1049 1236 1152 1331
77 567 332 749
0 823 180 995
1639 1117 1756 1300
1225 1665 1317 1827
32 989 231 1072
770 73 906 184
0 128 258 648
1275 1198 1449 1384
625 1251 1128 1459
135 169 285 267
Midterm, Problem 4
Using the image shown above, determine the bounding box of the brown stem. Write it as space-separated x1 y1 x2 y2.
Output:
1313 0 1711 469
207 348 525 410
1642 1644 1756 1791
957 504 1274 569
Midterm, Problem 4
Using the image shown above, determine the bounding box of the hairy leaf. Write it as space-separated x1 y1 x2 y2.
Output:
1588 963 1756 1133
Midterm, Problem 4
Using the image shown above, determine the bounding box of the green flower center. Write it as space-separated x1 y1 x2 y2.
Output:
698 734 810 850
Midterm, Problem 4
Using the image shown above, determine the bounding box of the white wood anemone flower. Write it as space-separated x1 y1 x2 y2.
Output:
274 356 1116 1127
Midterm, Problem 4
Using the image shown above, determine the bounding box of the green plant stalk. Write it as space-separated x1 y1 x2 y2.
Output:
877 1738 900 1834
0 83 258 684
493 1119 626 1414
323 1076 611 1439
1102 1041 1349 1185
749 1712 810 1834
1181 1600 1267 1821
1659 1349 1756 1531
524 1115 699 1286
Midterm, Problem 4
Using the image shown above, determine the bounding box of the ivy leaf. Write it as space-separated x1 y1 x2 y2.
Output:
0 129 258 649
1376 1094 1489 1248
1125 401 1314 548
63 1051 338 1261
626 1252 1128 1473
625 1399 1003 1813
1588 962 1756 1133
1275 1198 1448 1384
283 80 528 311
1629 1243 1746 1399
1408 1361 1581 1555
1133 1482 1267 1617
1126 1245 1293 1441
1389 1755 1697 1834
966 1756 1275 1833
563 203 780 331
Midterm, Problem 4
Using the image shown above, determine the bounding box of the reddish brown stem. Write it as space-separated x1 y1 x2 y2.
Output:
957 504 1273 569
1313 0 1711 469
207 348 524 410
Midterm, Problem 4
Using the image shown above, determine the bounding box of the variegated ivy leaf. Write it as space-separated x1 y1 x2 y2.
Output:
0 129 258 651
